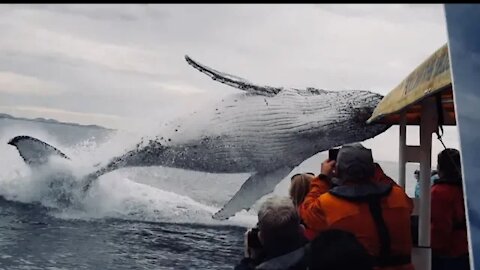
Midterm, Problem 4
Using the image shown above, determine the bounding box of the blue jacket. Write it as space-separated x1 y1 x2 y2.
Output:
415 174 439 198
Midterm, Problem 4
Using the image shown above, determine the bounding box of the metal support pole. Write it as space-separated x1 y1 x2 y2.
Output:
399 112 407 189
418 97 437 270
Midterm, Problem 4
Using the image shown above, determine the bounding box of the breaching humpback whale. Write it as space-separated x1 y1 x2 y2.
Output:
7 56 390 220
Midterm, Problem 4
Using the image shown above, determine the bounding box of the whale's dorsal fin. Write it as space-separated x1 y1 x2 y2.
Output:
8 135 70 166
185 55 283 97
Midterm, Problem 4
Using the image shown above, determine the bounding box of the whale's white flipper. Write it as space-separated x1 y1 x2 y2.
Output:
185 55 283 97
212 166 293 220
8 135 70 166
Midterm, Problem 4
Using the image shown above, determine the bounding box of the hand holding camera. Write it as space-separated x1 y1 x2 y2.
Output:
322 148 338 177
243 227 263 260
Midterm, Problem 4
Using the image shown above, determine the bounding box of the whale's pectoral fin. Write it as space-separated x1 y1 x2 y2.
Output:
7 135 70 166
212 166 293 220
185 55 282 97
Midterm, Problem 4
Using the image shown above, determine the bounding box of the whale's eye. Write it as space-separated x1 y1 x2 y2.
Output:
354 107 374 123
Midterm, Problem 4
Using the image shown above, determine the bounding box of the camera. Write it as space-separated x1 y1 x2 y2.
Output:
243 227 263 259
329 148 340 161
247 227 262 249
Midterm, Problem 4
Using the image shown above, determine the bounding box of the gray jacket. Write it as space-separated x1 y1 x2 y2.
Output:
255 246 307 270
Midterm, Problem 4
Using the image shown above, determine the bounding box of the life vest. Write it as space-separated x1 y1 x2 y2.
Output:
316 183 414 270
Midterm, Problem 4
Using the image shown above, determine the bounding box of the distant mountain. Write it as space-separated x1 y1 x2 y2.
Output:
0 113 113 131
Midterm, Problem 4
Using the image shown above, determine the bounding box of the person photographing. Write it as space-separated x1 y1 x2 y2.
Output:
235 196 308 270
299 143 414 270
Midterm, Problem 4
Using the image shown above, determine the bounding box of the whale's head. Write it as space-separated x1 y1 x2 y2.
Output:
303 90 390 149
339 90 390 142
289 89 390 156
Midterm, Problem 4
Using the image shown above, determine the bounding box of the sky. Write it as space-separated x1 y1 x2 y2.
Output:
0 4 458 162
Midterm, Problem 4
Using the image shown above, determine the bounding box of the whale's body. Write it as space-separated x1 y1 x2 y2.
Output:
8 56 389 220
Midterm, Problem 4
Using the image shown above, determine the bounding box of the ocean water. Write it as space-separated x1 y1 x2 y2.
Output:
0 198 245 270
0 118 419 269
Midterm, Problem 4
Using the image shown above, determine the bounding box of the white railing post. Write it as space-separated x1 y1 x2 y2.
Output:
418 97 437 270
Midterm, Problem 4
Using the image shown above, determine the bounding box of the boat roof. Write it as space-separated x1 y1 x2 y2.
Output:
367 44 456 125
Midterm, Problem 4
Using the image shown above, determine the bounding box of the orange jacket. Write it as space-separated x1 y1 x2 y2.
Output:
373 163 398 186
431 179 468 257
299 167 414 270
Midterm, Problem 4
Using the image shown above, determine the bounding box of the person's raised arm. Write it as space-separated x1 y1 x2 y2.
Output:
299 159 335 232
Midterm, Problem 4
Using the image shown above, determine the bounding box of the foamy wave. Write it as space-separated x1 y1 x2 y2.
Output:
52 174 257 228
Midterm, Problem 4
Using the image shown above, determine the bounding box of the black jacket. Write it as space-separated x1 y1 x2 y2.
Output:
234 238 308 270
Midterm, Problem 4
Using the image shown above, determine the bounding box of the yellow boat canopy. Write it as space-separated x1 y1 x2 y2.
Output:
367 44 456 125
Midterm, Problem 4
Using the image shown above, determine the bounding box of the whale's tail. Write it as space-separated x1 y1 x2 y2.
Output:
8 135 96 191
8 135 71 166
7 135 169 193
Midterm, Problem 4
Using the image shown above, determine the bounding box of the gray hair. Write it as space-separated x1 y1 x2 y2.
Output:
258 196 300 233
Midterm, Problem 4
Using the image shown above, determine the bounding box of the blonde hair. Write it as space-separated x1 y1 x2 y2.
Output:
289 173 314 207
